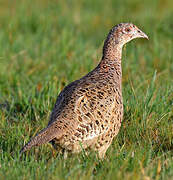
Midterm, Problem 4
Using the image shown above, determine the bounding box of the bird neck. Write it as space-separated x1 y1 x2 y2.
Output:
98 41 123 81
101 43 123 64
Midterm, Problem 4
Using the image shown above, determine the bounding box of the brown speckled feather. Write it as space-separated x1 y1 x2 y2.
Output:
21 23 148 158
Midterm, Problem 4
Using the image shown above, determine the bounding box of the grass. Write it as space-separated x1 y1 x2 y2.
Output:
0 0 173 179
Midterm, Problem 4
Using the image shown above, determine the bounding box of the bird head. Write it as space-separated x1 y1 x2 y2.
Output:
107 23 149 47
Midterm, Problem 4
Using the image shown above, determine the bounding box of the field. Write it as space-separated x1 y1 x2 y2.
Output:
0 0 173 179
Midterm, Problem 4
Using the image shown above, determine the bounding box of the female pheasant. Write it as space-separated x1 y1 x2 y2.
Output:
21 23 148 158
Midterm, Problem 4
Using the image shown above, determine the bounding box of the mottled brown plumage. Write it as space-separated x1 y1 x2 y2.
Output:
20 23 148 158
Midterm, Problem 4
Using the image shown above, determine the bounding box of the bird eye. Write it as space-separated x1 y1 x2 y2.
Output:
125 28 131 32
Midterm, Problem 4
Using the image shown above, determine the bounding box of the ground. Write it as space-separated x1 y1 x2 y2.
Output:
0 0 173 179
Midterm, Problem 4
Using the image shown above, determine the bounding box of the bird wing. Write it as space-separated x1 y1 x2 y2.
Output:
73 79 114 142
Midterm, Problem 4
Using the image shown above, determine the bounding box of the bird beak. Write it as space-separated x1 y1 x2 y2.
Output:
139 30 149 40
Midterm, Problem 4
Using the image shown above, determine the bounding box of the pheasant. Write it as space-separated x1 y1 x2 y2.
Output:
20 23 148 158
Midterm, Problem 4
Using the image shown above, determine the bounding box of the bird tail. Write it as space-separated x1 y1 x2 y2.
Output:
20 122 63 153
